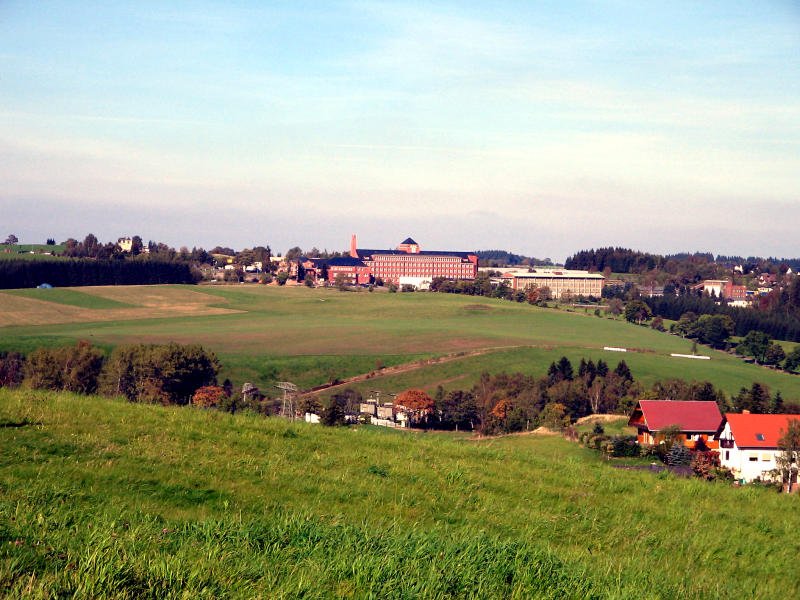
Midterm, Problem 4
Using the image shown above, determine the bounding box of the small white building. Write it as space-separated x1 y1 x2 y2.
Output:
398 276 432 290
718 413 800 483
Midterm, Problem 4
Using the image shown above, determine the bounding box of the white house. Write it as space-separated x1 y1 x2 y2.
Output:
718 413 800 483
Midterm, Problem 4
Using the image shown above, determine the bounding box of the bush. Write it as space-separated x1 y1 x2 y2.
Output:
610 435 639 458
24 341 104 394
638 444 659 459
667 443 693 467
0 351 26 388
192 385 227 408
99 342 219 405
321 395 347 426
751 477 782 492
691 451 734 482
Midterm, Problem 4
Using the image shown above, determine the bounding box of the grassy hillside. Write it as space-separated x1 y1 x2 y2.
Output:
1 285 799 398
0 286 800 400
1 389 799 598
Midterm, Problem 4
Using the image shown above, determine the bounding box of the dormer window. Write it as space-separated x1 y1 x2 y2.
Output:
755 433 765 441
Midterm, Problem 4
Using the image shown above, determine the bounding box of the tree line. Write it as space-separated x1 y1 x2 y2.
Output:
566 247 800 278
475 250 553 268
644 294 800 342
314 356 798 435
0 258 197 289
0 341 219 405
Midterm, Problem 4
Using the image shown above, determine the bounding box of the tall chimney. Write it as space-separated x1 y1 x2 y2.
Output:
350 234 358 258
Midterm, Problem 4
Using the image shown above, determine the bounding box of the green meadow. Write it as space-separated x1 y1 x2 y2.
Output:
3 286 800 597
2 389 799 598
1 284 799 399
3 288 135 310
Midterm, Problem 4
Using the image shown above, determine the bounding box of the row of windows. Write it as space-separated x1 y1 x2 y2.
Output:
370 255 466 263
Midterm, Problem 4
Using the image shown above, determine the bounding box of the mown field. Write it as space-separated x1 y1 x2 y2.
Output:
1 284 799 400
1 389 799 598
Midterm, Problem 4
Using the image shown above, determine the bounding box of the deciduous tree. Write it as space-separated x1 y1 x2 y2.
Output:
624 300 652 325
776 419 800 492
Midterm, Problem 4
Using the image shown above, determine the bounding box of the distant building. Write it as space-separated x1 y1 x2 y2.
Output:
503 269 604 299
342 235 478 286
117 237 133 253
635 283 664 298
326 256 372 285
694 279 748 305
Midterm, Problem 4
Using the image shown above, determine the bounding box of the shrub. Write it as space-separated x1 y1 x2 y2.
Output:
321 395 347 426
751 477 782 492
667 443 693 467
24 341 104 394
0 351 26 388
638 444 658 459
610 435 639 458
691 451 734 482
99 343 219 405
192 385 227 408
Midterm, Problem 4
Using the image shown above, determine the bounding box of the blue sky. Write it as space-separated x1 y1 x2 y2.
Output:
2 1 798 259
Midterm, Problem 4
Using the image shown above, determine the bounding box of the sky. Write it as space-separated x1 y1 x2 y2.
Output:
1 1 799 261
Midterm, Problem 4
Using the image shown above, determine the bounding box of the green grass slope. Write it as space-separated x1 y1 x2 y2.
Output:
2 389 799 598
4 288 135 309
1 285 799 398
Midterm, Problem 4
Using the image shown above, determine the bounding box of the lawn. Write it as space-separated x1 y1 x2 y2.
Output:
1 389 798 598
1 284 799 399
3 288 135 310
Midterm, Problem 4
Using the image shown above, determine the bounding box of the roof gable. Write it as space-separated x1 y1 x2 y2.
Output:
630 400 723 433
725 413 800 448
400 237 417 245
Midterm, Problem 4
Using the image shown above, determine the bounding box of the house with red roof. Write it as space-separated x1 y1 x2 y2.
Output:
628 400 723 449
717 413 800 483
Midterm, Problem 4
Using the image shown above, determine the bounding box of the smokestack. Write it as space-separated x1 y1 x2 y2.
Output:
350 234 358 258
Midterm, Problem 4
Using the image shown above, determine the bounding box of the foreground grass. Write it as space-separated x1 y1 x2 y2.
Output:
2 389 799 598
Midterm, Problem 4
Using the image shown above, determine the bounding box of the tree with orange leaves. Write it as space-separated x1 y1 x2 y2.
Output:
192 385 227 408
395 389 434 413
395 389 434 426
490 398 512 420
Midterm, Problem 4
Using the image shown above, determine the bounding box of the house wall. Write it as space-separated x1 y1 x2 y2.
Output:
510 272 604 298
327 265 371 285
718 422 779 483
636 429 718 449
367 254 477 285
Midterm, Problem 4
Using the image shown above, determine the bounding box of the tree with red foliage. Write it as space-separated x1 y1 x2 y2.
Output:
490 398 512 420
395 389 434 413
192 385 227 408
395 389 434 426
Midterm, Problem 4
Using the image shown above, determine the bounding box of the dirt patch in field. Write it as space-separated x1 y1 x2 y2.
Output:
0 286 242 327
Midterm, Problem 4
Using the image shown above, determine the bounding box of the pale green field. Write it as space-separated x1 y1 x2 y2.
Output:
1 284 799 398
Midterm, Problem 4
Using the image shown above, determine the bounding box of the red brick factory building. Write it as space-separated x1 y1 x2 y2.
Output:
325 235 478 287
